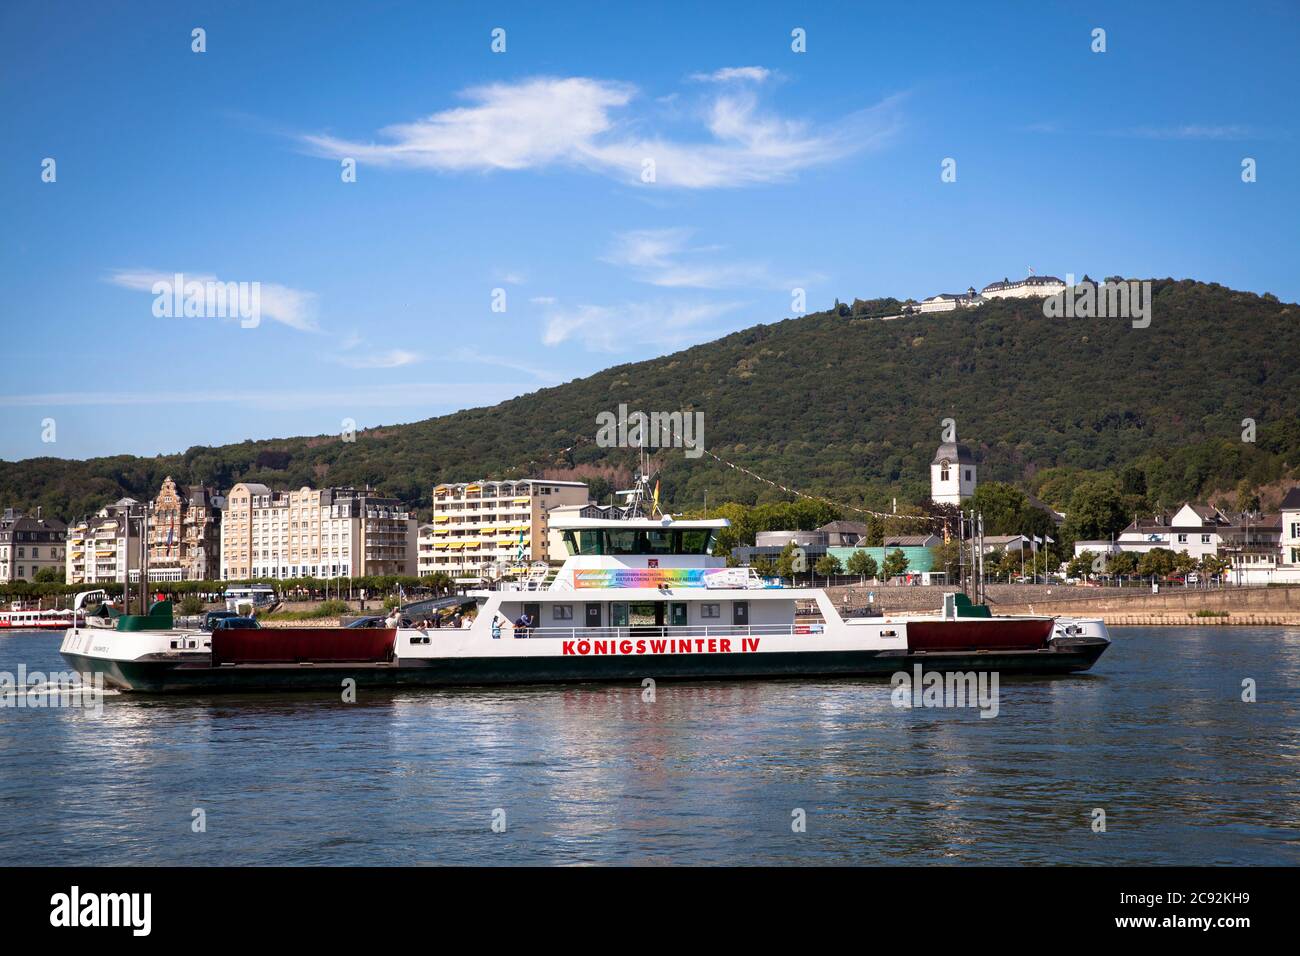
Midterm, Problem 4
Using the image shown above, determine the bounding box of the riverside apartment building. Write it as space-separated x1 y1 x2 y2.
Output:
65 499 141 585
220 484 416 580
418 479 589 580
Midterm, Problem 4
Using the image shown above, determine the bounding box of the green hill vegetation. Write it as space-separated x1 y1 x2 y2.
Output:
4 279 1297 552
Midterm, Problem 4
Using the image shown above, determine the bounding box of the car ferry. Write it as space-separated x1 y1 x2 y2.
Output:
60 513 1110 694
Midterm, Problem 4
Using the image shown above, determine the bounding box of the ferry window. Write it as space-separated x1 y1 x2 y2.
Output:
611 603 629 627
643 530 674 554
605 530 638 554
701 603 720 618
553 605 573 621
680 530 710 554
569 531 602 555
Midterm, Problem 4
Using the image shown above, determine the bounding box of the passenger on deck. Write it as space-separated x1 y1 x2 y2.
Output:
491 615 502 640
513 611 533 638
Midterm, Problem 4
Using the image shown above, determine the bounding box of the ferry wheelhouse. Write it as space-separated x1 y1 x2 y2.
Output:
60 511 1109 693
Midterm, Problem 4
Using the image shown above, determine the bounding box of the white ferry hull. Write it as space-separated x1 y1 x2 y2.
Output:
60 619 1109 694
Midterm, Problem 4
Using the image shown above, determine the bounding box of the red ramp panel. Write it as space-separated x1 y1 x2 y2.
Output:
907 618 1052 652
211 627 397 664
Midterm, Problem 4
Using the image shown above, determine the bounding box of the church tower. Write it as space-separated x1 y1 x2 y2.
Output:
931 435 977 505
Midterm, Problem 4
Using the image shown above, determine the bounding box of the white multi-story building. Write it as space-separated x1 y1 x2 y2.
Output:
1115 503 1231 562
1070 499 1300 585
917 287 984 313
930 440 977 506
220 484 415 581
1280 488 1300 577
65 499 141 585
419 479 590 580
980 274 1067 299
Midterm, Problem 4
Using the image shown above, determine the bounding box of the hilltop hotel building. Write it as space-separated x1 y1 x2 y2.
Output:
220 484 416 580
418 479 590 579
915 274 1068 313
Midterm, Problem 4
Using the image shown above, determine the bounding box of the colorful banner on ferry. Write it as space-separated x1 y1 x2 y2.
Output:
573 568 750 589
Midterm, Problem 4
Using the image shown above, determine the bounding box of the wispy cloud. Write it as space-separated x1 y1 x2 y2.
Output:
106 269 320 332
538 298 744 351
301 75 902 189
602 227 816 290
1025 121 1263 142
333 348 423 369
1117 124 1256 140
689 66 772 84
451 347 563 384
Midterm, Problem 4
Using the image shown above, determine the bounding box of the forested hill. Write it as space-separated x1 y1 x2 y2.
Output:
5 278 1299 522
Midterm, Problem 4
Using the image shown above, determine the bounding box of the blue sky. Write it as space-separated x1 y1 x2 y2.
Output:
2 0 1297 460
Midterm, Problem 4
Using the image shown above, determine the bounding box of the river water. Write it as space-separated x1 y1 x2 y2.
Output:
1 627 1297 865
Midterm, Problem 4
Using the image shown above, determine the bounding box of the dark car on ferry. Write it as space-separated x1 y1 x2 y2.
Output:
347 615 413 628
212 617 260 630
201 610 241 631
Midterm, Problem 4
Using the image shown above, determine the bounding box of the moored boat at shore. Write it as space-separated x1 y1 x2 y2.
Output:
1 603 82 630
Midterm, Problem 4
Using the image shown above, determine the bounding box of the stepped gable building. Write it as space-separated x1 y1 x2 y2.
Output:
147 476 224 581
0 508 67 583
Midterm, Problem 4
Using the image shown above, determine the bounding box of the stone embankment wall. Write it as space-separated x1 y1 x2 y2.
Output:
824 583 1300 625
